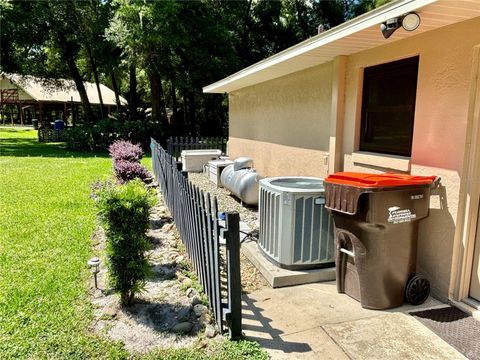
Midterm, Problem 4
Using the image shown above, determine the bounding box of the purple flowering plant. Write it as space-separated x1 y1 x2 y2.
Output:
113 159 150 184
108 140 144 162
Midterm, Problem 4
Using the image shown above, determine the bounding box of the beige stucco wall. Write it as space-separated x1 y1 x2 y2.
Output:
228 137 329 178
341 17 480 300
226 17 480 301
343 17 480 172
228 61 334 177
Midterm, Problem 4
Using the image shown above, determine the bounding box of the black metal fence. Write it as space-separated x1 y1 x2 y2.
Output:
167 136 227 159
151 138 241 339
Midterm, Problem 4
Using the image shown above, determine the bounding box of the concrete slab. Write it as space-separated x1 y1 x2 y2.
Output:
242 282 374 337
323 313 467 360
247 326 350 360
242 282 443 335
241 240 336 288
242 282 450 359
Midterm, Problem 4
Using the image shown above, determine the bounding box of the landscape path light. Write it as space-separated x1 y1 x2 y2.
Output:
88 257 101 289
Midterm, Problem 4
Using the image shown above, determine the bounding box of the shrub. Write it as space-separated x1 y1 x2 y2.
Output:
96 180 156 306
109 140 144 162
65 118 164 151
65 126 95 151
113 159 150 184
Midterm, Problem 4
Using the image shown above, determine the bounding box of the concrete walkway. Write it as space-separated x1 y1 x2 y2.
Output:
242 282 467 359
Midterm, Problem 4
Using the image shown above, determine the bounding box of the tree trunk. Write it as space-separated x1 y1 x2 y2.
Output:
110 71 121 110
72 104 77 127
149 72 167 127
86 43 104 118
121 291 130 306
182 91 188 134
128 64 138 119
59 34 95 123
170 79 177 124
188 91 196 134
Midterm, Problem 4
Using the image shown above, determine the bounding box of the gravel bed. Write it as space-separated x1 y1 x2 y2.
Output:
188 172 267 293
188 172 259 231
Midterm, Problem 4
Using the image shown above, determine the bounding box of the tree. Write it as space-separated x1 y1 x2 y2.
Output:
48 1 98 122
107 0 181 127
2 0 391 136
1 1 97 122
77 1 111 118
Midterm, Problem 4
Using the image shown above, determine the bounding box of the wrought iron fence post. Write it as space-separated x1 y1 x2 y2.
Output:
224 212 242 339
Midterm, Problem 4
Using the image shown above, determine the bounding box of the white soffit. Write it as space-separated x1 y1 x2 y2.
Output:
203 0 480 94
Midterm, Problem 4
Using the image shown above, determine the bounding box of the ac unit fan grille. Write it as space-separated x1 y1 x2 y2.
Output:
293 196 334 264
259 187 280 258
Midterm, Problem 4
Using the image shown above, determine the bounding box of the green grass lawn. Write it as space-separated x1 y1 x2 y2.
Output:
0 128 126 359
0 128 267 360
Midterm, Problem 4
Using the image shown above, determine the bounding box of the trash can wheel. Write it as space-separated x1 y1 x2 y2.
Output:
405 275 430 305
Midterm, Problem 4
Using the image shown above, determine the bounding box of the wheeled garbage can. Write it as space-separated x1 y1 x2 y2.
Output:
324 172 438 310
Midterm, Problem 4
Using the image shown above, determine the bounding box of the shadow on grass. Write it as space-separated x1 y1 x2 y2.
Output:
0 135 110 158
1 129 154 160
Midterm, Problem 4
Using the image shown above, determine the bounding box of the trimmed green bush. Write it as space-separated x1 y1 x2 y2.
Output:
65 118 163 151
65 125 96 150
96 179 156 306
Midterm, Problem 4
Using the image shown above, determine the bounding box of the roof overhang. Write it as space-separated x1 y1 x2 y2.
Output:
203 0 480 94
1 73 127 106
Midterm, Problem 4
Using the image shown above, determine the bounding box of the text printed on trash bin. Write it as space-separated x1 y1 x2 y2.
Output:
387 206 416 224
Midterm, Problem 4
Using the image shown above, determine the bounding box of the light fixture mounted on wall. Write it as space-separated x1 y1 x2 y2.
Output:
380 12 421 39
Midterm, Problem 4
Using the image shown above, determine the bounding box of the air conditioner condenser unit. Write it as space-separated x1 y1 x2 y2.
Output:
258 177 335 270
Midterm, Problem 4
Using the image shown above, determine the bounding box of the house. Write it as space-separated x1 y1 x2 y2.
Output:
204 0 480 316
0 73 126 126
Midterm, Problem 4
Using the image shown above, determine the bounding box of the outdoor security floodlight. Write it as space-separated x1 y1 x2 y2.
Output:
402 12 421 32
88 257 101 289
380 12 420 39
380 18 400 39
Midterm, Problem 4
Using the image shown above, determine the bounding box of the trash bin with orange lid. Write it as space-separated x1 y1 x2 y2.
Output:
324 172 439 310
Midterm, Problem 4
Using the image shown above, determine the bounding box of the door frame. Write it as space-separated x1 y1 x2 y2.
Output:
450 45 480 310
